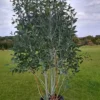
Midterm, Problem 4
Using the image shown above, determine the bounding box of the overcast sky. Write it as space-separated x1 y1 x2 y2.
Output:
0 0 100 37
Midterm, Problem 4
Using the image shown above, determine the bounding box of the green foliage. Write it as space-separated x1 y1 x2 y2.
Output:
12 0 82 74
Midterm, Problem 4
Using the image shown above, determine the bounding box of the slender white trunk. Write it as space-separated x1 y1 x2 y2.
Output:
53 67 56 94
51 68 54 95
44 71 48 100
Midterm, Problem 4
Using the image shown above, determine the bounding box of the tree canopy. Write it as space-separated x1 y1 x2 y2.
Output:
11 0 82 74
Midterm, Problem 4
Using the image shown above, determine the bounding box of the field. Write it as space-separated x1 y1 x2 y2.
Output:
0 46 100 100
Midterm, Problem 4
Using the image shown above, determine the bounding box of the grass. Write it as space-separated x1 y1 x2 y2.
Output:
0 46 100 100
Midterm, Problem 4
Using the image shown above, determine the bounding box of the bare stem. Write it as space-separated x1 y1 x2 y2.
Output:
57 75 66 96
44 71 49 100
33 74 43 98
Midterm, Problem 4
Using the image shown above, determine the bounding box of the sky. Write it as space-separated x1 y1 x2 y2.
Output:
0 0 100 37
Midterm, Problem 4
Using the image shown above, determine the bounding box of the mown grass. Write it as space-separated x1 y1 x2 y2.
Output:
0 46 100 100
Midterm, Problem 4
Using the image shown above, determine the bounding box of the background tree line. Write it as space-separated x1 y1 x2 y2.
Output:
0 35 100 50
0 36 13 50
73 35 100 46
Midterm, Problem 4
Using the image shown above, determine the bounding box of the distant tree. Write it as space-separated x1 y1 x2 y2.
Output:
1 40 8 49
79 35 95 45
73 35 80 44
0 42 2 49
7 39 13 49
0 36 14 50
95 35 100 39
85 35 94 44
95 39 100 45
86 35 94 40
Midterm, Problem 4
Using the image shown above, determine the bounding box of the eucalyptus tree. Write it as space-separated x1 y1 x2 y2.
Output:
11 0 82 99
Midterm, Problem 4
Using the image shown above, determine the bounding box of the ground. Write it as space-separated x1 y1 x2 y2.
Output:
0 46 100 100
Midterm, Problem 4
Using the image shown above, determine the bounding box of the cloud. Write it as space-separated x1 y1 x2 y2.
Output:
71 0 100 23
67 0 71 4
70 0 100 37
77 12 100 21
88 0 100 6
77 12 87 20
85 0 100 14
0 0 14 36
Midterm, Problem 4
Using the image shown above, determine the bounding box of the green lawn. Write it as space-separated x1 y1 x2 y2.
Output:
0 46 100 100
